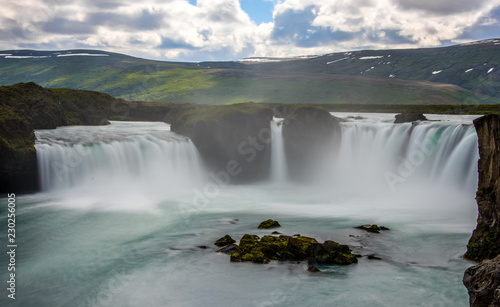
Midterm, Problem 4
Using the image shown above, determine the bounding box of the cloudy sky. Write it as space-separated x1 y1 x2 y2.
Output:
1 0 500 61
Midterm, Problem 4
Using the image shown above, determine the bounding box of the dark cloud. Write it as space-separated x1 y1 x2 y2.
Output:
204 1 241 23
271 5 355 47
86 9 165 30
41 17 96 35
365 29 414 45
457 6 500 40
393 0 489 15
158 37 198 50
87 1 124 9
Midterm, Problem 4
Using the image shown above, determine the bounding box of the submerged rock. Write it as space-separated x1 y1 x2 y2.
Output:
463 255 500 307
214 235 236 247
219 234 357 265
355 224 390 233
367 254 382 260
307 265 321 273
394 112 427 123
258 219 281 229
217 244 238 255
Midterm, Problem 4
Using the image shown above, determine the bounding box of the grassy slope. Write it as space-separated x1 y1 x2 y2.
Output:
1 43 499 105
238 41 500 97
177 70 491 105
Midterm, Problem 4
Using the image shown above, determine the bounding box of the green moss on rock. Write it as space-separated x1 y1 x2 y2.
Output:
214 235 236 247
225 233 356 265
258 219 281 229
465 228 500 262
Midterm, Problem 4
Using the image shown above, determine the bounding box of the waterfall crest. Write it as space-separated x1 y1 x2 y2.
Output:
327 115 479 195
266 113 479 198
35 121 205 196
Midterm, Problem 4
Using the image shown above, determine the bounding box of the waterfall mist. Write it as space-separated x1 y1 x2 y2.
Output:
9 114 482 307
34 121 205 211
266 113 480 227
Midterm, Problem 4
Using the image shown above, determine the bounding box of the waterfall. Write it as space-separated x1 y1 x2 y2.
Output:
35 121 205 197
36 116 479 201
270 118 287 183
325 117 479 196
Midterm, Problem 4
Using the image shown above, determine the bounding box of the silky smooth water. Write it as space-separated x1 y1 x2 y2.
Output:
270 118 287 183
0 116 480 307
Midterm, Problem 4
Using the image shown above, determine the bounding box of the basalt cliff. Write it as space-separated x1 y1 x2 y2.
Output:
463 114 500 306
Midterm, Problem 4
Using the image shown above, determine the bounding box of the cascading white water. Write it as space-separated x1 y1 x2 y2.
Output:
270 118 287 183
14 114 481 307
321 114 480 197
35 121 205 203
267 113 479 198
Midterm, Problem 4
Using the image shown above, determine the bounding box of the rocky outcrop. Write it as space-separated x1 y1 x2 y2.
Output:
282 106 341 181
0 82 117 194
465 115 500 261
394 112 427 123
171 103 273 183
225 233 358 265
463 114 500 306
214 235 236 247
355 224 390 233
257 219 281 229
463 255 500 307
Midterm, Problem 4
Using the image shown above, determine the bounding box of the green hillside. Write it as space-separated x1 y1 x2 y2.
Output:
224 39 500 97
0 41 499 105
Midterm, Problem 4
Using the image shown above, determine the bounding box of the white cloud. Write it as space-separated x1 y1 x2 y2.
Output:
0 0 499 61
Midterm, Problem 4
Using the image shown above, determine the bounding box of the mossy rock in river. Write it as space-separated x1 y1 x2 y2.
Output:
307 241 358 265
258 219 281 229
214 235 236 247
225 234 357 265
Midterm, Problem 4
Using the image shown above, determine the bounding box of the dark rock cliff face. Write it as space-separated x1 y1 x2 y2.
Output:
282 106 341 181
463 255 500 307
465 114 500 261
463 114 500 307
171 104 273 183
0 82 116 194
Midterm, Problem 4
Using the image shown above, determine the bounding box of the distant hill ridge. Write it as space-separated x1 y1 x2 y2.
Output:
1 38 499 105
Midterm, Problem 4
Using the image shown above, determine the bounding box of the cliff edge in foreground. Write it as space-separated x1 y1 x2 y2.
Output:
463 114 500 306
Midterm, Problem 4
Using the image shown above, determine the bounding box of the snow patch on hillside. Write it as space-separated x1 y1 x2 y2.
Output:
359 56 384 60
57 53 109 57
5 55 49 59
327 57 349 64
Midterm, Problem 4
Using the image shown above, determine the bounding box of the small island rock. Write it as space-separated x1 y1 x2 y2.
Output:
258 219 281 229
214 235 236 247
394 112 427 123
355 224 390 234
